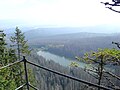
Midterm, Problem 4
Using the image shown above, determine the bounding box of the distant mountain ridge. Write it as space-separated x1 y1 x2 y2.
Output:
4 26 120 43
28 31 120 59
23 26 120 40
4 26 120 59
4 24 120 34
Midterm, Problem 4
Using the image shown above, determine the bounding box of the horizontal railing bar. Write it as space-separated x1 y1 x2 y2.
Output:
26 60 112 90
29 83 39 90
15 83 26 90
0 60 23 70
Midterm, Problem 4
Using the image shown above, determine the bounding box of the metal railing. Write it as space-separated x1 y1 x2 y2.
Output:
0 56 112 90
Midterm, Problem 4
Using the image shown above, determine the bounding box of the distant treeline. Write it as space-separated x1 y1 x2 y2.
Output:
29 33 120 59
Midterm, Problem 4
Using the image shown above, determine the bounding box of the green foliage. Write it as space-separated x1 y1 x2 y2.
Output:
70 62 79 67
0 68 17 90
0 29 36 89
10 27 35 88
76 48 120 89
10 27 31 60
0 30 19 89
82 48 120 65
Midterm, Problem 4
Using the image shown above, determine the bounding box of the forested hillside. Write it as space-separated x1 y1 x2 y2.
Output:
27 32 120 59
1 0 120 89
28 51 97 90
28 50 120 90
2 27 120 89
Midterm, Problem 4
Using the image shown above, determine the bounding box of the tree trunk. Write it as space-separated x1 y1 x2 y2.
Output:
98 57 104 90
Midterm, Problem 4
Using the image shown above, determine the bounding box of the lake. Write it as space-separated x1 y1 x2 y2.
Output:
37 50 87 68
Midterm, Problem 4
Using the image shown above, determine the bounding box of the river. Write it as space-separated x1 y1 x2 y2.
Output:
37 50 87 68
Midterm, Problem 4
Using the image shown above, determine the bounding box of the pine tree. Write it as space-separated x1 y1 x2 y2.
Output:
10 27 36 89
10 27 31 60
75 48 120 89
0 30 7 65
0 29 35 89
0 30 18 89
10 27 29 87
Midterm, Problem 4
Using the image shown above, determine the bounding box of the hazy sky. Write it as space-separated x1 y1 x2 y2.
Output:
0 0 120 28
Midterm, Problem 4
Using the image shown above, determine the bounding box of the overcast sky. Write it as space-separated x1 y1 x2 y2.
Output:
0 0 120 28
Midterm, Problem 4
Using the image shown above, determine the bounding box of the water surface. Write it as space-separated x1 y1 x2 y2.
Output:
37 50 87 68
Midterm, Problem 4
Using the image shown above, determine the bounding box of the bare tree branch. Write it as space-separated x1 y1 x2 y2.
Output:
101 2 120 6
104 71 120 80
101 2 120 13
85 68 98 74
104 76 120 90
104 75 116 87
84 69 98 79
112 42 120 49
107 7 120 13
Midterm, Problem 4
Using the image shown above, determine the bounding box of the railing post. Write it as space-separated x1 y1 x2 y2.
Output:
23 56 30 90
